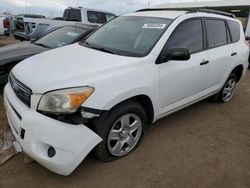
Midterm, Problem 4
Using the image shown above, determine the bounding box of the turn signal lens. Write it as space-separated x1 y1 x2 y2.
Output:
68 90 93 110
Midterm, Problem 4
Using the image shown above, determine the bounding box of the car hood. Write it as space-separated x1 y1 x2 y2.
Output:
12 43 143 93
0 42 47 66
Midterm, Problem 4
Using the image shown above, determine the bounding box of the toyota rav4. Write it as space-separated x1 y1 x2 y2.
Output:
4 9 249 175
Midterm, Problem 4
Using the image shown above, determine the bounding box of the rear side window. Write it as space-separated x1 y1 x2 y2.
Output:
205 19 227 48
165 19 203 54
87 11 106 24
227 20 241 43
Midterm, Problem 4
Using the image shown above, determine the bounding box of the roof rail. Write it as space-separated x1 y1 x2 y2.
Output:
189 8 236 18
136 8 236 18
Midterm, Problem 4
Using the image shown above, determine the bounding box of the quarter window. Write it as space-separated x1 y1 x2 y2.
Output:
227 20 241 43
165 19 203 54
106 14 115 22
205 19 227 48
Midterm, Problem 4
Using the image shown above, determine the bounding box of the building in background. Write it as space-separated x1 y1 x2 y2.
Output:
154 0 250 38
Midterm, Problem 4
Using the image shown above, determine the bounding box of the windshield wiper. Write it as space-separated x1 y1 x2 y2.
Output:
35 43 50 49
96 47 118 55
83 41 93 49
83 42 118 55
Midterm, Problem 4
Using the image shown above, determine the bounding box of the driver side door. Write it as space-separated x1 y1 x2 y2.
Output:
158 18 209 116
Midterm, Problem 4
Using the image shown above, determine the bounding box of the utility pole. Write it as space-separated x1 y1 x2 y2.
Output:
25 0 28 14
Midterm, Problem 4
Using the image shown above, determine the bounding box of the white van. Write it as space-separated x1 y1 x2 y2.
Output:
4 9 249 175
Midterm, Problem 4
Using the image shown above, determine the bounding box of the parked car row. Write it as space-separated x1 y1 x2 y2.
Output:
2 8 250 176
13 7 115 41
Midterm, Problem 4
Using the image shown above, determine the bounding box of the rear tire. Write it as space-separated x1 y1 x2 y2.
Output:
93 101 147 162
210 73 237 103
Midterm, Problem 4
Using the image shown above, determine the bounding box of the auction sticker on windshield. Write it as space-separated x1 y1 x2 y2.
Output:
67 32 79 37
142 23 167 29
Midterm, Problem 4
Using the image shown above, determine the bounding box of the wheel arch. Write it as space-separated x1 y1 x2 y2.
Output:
106 94 155 124
231 64 244 82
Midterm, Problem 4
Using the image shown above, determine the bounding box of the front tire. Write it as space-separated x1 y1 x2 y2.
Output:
93 101 147 162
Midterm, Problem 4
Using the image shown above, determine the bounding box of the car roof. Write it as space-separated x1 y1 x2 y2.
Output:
124 10 187 19
126 9 238 21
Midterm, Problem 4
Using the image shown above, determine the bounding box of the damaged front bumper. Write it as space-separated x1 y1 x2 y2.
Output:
3 83 102 176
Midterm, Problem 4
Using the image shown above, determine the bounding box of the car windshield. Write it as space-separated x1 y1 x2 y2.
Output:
35 26 87 49
83 16 172 57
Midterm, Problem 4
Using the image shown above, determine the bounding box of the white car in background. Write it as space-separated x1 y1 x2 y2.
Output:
4 9 249 175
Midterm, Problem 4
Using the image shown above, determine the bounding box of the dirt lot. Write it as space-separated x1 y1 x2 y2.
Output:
0 36 19 47
0 36 250 188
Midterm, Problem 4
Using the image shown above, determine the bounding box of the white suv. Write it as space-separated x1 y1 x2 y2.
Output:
4 9 249 175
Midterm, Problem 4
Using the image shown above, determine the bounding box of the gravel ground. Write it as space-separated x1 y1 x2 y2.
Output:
0 36 19 47
0 36 250 188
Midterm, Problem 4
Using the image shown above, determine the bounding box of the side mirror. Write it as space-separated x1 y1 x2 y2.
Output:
157 48 191 64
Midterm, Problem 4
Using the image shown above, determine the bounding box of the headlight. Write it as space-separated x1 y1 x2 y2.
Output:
37 87 94 114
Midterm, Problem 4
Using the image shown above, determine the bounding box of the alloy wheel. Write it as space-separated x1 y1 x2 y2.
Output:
107 113 142 157
222 78 237 102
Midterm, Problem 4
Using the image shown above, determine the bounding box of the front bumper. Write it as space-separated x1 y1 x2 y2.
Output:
3 83 102 175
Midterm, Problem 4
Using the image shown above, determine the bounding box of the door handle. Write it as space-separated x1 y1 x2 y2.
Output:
200 60 209 66
231 52 237 56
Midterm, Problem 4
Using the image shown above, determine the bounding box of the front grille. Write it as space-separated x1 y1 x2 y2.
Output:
9 73 32 107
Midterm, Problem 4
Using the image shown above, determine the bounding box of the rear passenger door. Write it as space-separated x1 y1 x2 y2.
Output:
226 20 242 72
204 18 234 89
159 18 209 114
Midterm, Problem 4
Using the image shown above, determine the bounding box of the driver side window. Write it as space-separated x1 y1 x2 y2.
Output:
165 19 204 54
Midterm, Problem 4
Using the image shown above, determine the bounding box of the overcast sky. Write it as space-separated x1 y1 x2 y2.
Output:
0 0 220 17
